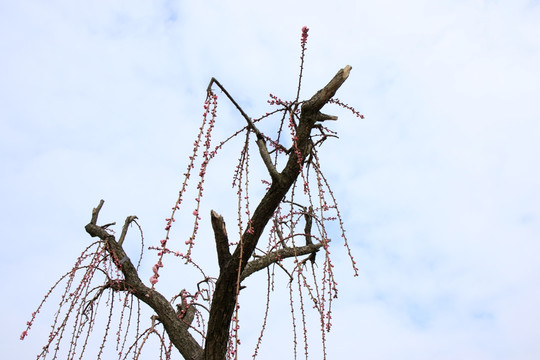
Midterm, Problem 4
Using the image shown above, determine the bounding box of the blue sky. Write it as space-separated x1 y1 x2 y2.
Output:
2 0 540 359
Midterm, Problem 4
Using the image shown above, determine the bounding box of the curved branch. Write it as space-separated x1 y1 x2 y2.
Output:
85 200 204 360
204 66 352 360
240 243 323 281
208 77 281 182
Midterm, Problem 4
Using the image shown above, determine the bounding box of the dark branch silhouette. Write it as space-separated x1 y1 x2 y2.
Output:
22 27 363 360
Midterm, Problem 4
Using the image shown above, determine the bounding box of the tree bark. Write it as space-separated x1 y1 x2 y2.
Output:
85 65 351 360
85 201 204 360
203 65 351 360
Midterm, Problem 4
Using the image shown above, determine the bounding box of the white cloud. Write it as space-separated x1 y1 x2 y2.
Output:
2 0 539 358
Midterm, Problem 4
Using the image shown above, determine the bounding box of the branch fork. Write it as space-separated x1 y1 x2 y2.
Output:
85 200 204 360
204 65 352 359
79 65 352 360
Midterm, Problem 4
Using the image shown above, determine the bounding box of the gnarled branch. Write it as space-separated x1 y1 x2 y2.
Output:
85 201 204 360
240 243 323 281
204 65 352 360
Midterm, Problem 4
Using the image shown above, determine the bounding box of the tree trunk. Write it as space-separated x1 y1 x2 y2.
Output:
203 65 351 360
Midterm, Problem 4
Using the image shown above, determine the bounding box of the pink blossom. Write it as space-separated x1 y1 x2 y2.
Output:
301 26 309 46
149 275 159 285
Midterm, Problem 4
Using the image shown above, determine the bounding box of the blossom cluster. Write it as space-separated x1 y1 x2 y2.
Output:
301 26 309 47
149 92 218 287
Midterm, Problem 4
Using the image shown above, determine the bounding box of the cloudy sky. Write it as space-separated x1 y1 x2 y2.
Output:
2 0 540 359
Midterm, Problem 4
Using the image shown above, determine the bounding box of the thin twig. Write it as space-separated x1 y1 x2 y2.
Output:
208 77 281 182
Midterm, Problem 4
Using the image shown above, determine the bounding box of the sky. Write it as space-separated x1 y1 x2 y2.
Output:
1 0 540 359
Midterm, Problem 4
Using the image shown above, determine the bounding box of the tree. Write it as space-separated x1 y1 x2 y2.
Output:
21 27 363 360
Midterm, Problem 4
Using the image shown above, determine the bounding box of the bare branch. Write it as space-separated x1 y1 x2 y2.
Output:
208 77 281 182
85 201 204 360
207 78 256 134
301 65 352 117
256 137 281 182
241 243 323 281
315 112 338 122
119 215 138 246
27 27 360 360
210 210 231 273
205 66 352 360
90 199 105 224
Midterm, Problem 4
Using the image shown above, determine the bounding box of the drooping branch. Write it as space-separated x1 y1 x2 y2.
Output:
207 77 280 182
85 201 204 360
304 206 314 246
25 23 361 359
204 65 352 360
76 66 352 360
176 289 196 330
